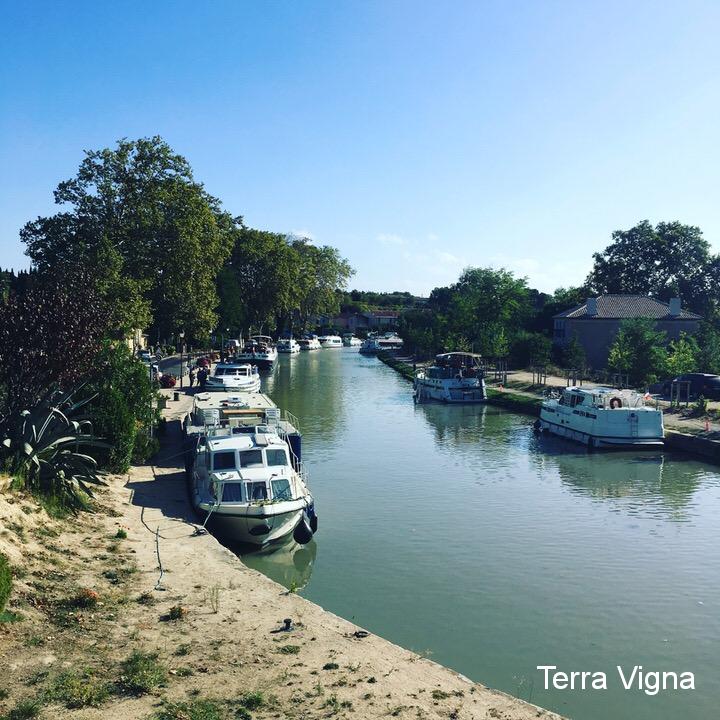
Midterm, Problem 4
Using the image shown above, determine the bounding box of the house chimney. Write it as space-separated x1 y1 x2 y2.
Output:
669 297 681 316
586 297 598 316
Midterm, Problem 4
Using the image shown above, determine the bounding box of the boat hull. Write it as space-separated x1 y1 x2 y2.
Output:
196 501 306 546
415 381 486 403
538 409 664 449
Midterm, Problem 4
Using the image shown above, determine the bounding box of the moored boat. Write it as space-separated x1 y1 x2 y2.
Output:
414 352 486 403
277 338 300 354
537 387 664 448
236 335 278 372
185 391 317 546
297 335 322 351
206 361 261 392
342 333 362 346
359 332 404 354
318 334 343 348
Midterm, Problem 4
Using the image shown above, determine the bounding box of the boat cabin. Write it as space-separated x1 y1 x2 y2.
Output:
558 387 648 410
428 352 483 379
203 434 294 503
213 363 257 378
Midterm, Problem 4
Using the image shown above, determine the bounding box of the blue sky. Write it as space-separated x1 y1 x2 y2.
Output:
1 0 719 295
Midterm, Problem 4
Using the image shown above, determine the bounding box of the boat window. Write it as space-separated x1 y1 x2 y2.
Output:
221 483 243 502
266 449 288 466
247 482 268 501
271 478 292 500
213 451 236 470
239 449 264 468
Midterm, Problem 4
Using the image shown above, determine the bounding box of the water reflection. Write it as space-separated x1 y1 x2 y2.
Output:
415 398 707 521
240 539 317 591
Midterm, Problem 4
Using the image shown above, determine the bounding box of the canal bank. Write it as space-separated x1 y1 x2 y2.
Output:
376 352 720 464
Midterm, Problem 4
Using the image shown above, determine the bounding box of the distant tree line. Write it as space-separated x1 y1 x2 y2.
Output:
400 220 720 381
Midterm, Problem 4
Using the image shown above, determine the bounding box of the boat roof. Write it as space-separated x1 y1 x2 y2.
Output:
250 335 273 341
193 391 276 411
207 432 286 452
215 362 253 369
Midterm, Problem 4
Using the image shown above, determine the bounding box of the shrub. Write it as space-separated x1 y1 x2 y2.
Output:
118 651 167 695
131 430 159 464
0 387 107 512
4 698 42 719
239 691 265 709
0 553 12 614
87 343 158 473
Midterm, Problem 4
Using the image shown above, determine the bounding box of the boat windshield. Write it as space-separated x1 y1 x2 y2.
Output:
266 449 288 466
239 449 264 468
271 478 292 500
213 451 236 471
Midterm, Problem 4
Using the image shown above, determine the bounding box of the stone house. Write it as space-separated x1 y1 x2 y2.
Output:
553 295 702 369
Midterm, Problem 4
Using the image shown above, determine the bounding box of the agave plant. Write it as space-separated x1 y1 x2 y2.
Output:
0 386 109 511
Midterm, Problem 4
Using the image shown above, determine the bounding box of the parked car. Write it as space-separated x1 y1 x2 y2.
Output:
656 373 720 400
138 350 152 363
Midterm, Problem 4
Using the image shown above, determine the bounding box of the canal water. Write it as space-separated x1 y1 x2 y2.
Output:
242 349 720 720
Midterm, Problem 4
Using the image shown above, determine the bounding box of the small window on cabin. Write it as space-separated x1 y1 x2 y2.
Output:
266 449 288 466
247 482 268 501
213 451 236 471
239 449 264 468
271 478 292 500
222 483 243 502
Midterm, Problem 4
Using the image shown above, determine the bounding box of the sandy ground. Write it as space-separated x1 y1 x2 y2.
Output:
0 389 563 720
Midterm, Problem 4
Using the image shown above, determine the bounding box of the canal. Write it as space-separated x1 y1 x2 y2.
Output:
243 348 720 720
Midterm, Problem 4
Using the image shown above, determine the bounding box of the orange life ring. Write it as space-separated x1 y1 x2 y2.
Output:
609 397 623 409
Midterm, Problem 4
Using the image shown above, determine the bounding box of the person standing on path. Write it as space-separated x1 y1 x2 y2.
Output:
198 367 208 390
189 368 196 388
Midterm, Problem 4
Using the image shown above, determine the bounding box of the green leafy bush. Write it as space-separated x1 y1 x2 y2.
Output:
0 553 12 614
87 343 158 473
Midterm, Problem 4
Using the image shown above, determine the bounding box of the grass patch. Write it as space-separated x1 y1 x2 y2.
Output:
0 553 12 614
152 699 224 720
0 610 22 623
323 662 340 670
47 669 110 708
238 690 265 710
3 699 42 719
114 528 128 539
276 644 300 655
117 651 168 695
431 690 450 700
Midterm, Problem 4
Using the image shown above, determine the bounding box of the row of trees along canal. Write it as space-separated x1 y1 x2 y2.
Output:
397 220 720 387
0 136 353 517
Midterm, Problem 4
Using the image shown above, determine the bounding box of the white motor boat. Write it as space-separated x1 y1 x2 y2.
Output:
414 352 486 403
206 362 261 392
342 333 362 346
277 338 300 354
359 332 404 354
319 334 343 348
236 335 278 372
537 387 664 448
298 335 322 351
186 393 317 546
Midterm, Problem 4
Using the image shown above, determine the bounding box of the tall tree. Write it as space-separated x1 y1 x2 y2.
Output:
21 137 234 341
587 220 720 315
607 318 668 385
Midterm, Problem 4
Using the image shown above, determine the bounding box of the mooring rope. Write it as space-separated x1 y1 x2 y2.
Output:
154 525 165 591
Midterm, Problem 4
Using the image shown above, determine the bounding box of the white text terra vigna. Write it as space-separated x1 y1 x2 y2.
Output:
537 666 695 696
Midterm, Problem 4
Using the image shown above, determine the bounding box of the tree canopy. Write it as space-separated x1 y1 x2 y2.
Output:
586 220 720 315
21 137 235 342
217 229 354 335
